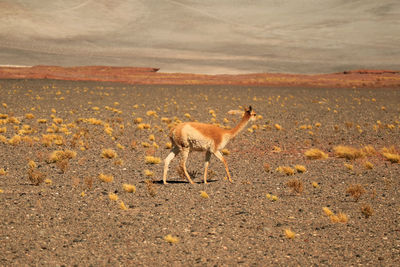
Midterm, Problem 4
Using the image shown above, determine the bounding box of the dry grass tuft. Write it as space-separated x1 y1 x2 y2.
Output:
28 160 37 169
116 143 125 150
165 142 172 149
294 164 306 173
344 163 354 171
334 145 365 160
381 146 397 154
101 148 117 159
146 110 157 117
134 117 143 124
145 180 157 197
104 126 113 136
99 173 114 183
119 201 128 210
346 184 365 202
322 207 333 216
41 134 65 146
286 179 304 194
56 159 69 173
137 123 151 130
381 152 400 163
312 181 319 188
263 163 271 172
145 156 161 164
108 193 118 201
8 135 22 145
284 229 296 239
329 214 340 223
336 212 348 223
272 146 281 153
130 139 137 149
305 148 328 160
164 234 179 243
123 183 136 193
364 161 374 169
200 191 209 198
221 149 230 155
0 135 7 143
84 177 94 189
323 207 348 223
47 150 76 163
361 204 374 218
362 145 376 156
144 169 154 177
266 193 278 201
28 169 46 185
276 166 295 175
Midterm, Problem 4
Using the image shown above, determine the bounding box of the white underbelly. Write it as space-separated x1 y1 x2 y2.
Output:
189 139 212 151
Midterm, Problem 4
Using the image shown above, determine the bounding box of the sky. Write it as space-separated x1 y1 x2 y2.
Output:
0 0 399 74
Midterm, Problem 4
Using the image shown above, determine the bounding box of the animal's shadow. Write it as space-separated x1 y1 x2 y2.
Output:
152 179 218 184
149 169 218 184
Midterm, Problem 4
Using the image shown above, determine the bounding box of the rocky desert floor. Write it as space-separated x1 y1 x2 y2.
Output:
0 79 399 266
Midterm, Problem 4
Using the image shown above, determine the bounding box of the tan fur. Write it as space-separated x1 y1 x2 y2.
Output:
163 106 256 184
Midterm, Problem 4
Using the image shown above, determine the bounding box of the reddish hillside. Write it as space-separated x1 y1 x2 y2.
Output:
0 65 399 88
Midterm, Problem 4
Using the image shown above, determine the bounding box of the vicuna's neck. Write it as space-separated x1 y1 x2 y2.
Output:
228 114 251 138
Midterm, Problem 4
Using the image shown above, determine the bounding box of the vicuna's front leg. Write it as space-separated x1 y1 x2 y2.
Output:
214 151 233 183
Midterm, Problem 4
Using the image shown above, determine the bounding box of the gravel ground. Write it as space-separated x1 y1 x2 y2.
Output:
0 79 399 266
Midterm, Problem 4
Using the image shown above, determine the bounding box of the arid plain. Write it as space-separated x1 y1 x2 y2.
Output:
0 79 399 265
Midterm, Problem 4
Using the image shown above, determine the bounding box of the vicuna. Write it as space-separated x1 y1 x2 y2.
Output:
163 106 256 184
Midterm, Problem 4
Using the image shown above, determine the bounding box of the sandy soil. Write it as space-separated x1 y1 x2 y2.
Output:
0 79 399 266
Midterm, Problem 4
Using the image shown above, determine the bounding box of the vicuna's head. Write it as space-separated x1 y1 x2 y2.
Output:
245 106 257 122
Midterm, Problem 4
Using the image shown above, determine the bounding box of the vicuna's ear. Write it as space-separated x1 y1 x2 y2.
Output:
245 106 252 112
245 106 252 114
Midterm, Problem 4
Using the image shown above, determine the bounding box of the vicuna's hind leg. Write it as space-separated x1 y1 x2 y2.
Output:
203 151 211 184
181 147 195 184
163 146 180 184
214 151 233 183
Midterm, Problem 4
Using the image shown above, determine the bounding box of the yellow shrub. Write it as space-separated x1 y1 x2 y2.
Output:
221 149 230 155
164 234 179 243
200 191 209 199
120 201 128 210
276 166 295 175
145 156 161 164
295 165 306 173
284 229 295 239
144 169 154 177
322 207 333 216
334 145 365 160
123 184 136 193
108 193 119 201
305 148 328 160
382 152 400 163
101 149 117 159
99 174 114 183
